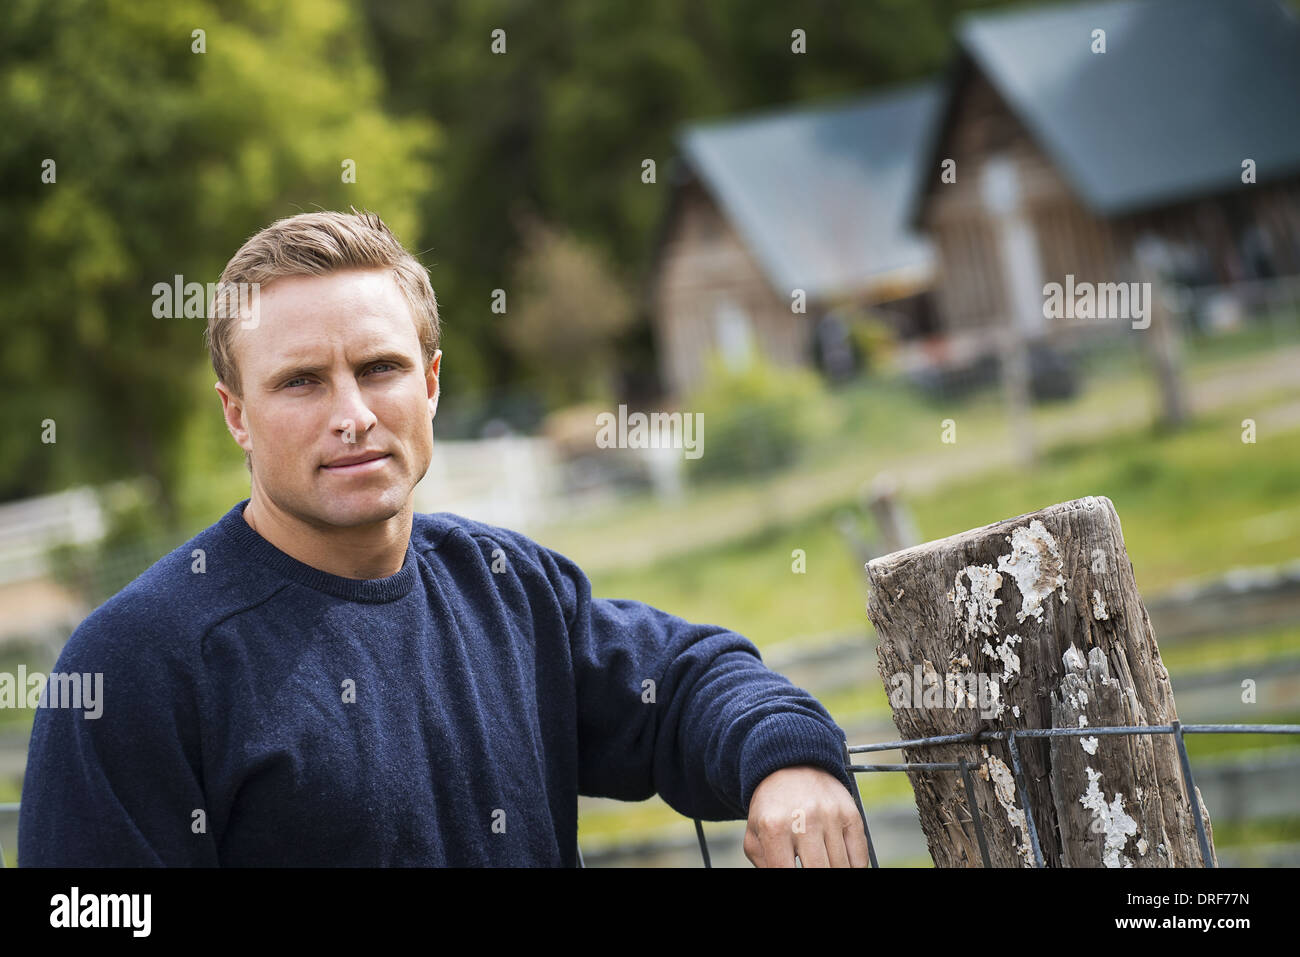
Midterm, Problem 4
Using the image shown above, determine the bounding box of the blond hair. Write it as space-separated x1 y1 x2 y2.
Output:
206 208 440 397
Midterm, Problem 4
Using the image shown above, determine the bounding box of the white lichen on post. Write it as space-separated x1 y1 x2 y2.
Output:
985 677 1006 718
948 564 1003 638
1080 767 1139 867
1071 678 1099 753
943 669 979 711
981 632 1024 683
1091 589 1110 620
981 746 1033 866
996 519 1068 622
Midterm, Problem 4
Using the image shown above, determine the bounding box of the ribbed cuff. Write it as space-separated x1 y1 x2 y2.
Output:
738 712 856 812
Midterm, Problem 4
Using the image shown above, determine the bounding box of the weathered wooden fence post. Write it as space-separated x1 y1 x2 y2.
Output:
863 474 921 556
866 496 1215 867
1137 242 1189 429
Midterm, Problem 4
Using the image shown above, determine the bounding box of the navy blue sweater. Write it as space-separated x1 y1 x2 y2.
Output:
20 499 855 866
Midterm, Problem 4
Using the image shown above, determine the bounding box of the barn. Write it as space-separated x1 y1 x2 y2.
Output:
645 82 941 398
910 0 1300 366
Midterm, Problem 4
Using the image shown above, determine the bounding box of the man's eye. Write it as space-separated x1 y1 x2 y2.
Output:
282 365 395 388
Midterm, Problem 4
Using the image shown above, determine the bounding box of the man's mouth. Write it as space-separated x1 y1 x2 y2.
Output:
321 452 392 473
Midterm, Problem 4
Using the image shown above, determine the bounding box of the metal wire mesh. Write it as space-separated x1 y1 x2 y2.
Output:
686 722 1300 868
5 723 1295 867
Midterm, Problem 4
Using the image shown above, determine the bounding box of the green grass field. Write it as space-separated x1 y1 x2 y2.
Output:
565 331 1300 857
583 403 1300 652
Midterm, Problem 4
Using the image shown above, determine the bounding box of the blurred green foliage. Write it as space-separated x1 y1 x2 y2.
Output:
6 0 1299 529
0 0 435 523
685 354 829 481
0 0 1008 520
849 312 900 372
502 216 635 407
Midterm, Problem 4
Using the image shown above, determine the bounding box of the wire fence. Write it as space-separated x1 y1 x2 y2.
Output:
684 722 1300 869
4 724 1298 868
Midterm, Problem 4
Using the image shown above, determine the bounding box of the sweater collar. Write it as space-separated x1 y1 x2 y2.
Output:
217 499 418 603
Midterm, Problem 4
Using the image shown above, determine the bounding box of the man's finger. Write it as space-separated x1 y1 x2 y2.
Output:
824 821 852 868
844 817 872 868
755 816 797 868
793 826 830 868
743 826 765 868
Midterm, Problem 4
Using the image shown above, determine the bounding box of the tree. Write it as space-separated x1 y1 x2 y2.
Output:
502 214 634 407
0 0 437 528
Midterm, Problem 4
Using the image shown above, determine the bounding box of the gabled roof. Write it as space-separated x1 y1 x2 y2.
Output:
673 81 941 303
913 0 1300 224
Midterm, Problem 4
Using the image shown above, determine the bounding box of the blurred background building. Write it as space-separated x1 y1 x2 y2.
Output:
647 81 939 396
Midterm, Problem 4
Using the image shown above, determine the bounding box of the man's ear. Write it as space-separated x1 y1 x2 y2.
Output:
214 380 254 454
426 350 443 420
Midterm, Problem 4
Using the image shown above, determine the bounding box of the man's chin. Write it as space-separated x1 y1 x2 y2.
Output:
311 488 408 529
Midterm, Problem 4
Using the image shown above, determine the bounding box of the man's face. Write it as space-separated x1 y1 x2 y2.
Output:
216 268 441 530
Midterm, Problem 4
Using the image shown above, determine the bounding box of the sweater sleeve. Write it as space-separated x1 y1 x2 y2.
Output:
18 602 219 867
533 542 858 820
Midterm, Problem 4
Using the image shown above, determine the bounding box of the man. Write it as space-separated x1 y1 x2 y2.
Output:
20 210 870 867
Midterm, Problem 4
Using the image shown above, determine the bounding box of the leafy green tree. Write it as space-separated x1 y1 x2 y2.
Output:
0 0 436 528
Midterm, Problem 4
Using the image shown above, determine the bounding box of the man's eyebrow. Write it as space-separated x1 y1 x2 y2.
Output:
263 351 415 387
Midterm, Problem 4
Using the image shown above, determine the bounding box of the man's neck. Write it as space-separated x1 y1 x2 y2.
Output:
241 493 412 580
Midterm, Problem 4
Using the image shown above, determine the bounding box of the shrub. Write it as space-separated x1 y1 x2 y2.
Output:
684 354 829 481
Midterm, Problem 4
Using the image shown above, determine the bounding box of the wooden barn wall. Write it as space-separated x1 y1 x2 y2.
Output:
650 181 811 396
921 67 1300 341
921 70 1132 335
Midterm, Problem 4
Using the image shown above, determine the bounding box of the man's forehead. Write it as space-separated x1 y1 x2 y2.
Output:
235 271 415 337
268 332 406 360
235 313 414 356
253 270 408 325
263 267 402 303
230 301 420 390
242 323 416 363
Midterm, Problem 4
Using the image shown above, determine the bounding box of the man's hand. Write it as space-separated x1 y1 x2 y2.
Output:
743 765 871 867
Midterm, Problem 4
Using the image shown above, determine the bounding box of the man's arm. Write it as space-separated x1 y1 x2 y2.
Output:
522 538 858 821
19 603 218 867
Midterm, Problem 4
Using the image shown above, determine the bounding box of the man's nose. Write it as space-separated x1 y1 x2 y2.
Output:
330 378 378 441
